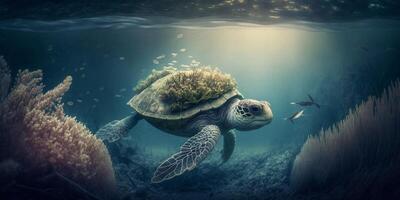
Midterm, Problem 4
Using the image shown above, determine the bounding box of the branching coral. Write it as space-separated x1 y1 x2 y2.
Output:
160 67 237 112
0 64 116 198
134 66 177 94
291 80 400 198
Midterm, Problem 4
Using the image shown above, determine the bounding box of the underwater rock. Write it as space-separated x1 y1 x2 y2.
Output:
112 140 296 200
291 80 400 199
0 61 116 199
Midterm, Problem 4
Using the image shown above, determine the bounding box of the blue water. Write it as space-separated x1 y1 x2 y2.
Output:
2 17 399 152
1 15 400 199
0 17 400 151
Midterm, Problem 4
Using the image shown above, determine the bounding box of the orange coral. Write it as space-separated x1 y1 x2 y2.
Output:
0 67 115 197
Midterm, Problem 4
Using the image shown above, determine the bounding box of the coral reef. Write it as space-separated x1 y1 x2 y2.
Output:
160 67 237 112
0 61 116 199
290 80 400 199
134 66 177 94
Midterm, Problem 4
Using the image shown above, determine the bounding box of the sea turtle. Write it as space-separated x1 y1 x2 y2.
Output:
96 67 273 183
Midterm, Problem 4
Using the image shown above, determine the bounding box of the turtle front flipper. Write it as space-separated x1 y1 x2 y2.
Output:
221 130 236 163
151 125 221 183
96 113 142 143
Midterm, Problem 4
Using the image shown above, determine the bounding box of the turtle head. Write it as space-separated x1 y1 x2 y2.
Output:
227 99 273 131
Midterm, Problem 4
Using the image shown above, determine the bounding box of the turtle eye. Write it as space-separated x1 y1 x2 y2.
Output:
250 106 261 113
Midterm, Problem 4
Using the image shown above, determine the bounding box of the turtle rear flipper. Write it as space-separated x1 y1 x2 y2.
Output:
151 125 221 183
96 114 142 143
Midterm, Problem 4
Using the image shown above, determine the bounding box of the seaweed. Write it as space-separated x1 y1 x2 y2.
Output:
133 66 177 94
160 67 237 112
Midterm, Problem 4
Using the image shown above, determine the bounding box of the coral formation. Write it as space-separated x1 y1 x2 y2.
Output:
291 80 400 199
0 61 116 198
160 67 237 112
134 66 177 94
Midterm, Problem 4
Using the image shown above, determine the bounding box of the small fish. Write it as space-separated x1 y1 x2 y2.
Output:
181 64 190 68
191 60 200 67
171 53 178 57
285 110 304 123
93 98 100 102
119 88 127 92
81 74 86 78
153 59 160 64
76 99 83 103
115 94 122 98
99 86 105 91
290 94 320 108
177 33 184 39
79 67 85 71
179 48 187 52
119 57 125 61
269 15 281 19
156 55 166 60
67 101 74 106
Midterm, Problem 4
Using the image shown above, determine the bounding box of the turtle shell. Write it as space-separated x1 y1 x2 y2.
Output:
128 71 243 121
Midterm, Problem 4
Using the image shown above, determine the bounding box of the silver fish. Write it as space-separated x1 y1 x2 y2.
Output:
285 110 304 123
290 94 320 108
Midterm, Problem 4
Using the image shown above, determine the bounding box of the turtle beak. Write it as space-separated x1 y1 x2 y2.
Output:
262 101 273 123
